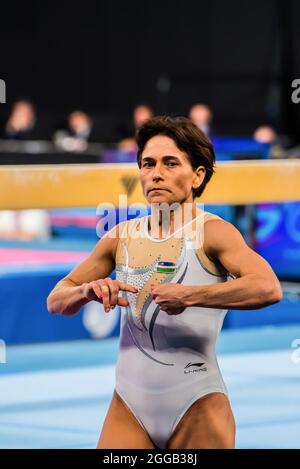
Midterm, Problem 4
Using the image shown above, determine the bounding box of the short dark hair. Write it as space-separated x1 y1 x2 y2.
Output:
136 115 215 198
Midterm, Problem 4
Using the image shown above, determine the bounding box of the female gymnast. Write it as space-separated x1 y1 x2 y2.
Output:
47 116 282 449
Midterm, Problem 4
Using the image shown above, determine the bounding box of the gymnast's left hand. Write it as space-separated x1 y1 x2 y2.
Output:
150 283 190 315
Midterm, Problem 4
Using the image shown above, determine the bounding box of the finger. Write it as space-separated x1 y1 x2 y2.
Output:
106 278 119 308
91 281 103 301
165 307 185 316
117 297 129 307
118 281 138 293
98 280 111 312
150 284 159 294
164 306 176 315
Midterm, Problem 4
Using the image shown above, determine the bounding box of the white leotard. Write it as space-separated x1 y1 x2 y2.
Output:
114 209 230 448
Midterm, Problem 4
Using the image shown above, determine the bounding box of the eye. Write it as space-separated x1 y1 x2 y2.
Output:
142 161 154 168
167 162 177 167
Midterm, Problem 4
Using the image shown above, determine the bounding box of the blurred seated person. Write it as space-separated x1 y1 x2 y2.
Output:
0 210 51 241
188 103 213 136
253 125 287 158
118 104 153 152
2 99 36 140
54 110 93 152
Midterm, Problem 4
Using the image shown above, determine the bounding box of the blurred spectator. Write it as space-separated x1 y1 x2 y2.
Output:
133 105 153 129
253 125 277 144
118 104 153 152
188 103 213 136
68 111 92 140
54 110 93 152
253 125 287 158
2 100 36 140
0 210 51 241
117 137 139 153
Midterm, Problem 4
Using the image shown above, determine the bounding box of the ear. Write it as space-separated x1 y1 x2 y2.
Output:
192 166 206 190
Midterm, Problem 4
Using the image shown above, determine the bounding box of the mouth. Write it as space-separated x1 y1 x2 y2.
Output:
147 188 170 195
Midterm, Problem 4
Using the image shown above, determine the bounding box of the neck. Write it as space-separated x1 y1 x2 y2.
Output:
148 202 198 239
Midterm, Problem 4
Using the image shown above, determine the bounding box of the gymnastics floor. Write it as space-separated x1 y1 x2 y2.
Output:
1 324 300 449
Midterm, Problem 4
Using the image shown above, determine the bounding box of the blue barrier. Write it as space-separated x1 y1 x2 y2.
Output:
0 265 120 345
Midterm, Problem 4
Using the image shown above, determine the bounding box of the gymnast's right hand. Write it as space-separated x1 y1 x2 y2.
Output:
82 278 138 312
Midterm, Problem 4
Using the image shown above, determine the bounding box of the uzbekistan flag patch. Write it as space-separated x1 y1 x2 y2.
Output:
156 261 177 273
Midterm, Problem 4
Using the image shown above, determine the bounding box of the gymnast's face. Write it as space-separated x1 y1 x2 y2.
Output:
139 135 205 205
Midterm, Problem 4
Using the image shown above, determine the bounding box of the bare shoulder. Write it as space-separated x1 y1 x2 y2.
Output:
203 217 246 259
93 220 128 259
203 216 276 281
65 220 128 285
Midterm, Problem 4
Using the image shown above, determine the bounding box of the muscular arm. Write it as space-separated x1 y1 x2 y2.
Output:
186 219 282 310
47 225 120 316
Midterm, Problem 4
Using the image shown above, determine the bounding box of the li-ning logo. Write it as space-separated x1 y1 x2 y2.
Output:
184 362 207 374
121 175 138 197
0 79 6 104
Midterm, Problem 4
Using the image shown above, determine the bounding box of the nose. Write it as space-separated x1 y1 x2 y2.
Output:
152 162 164 181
